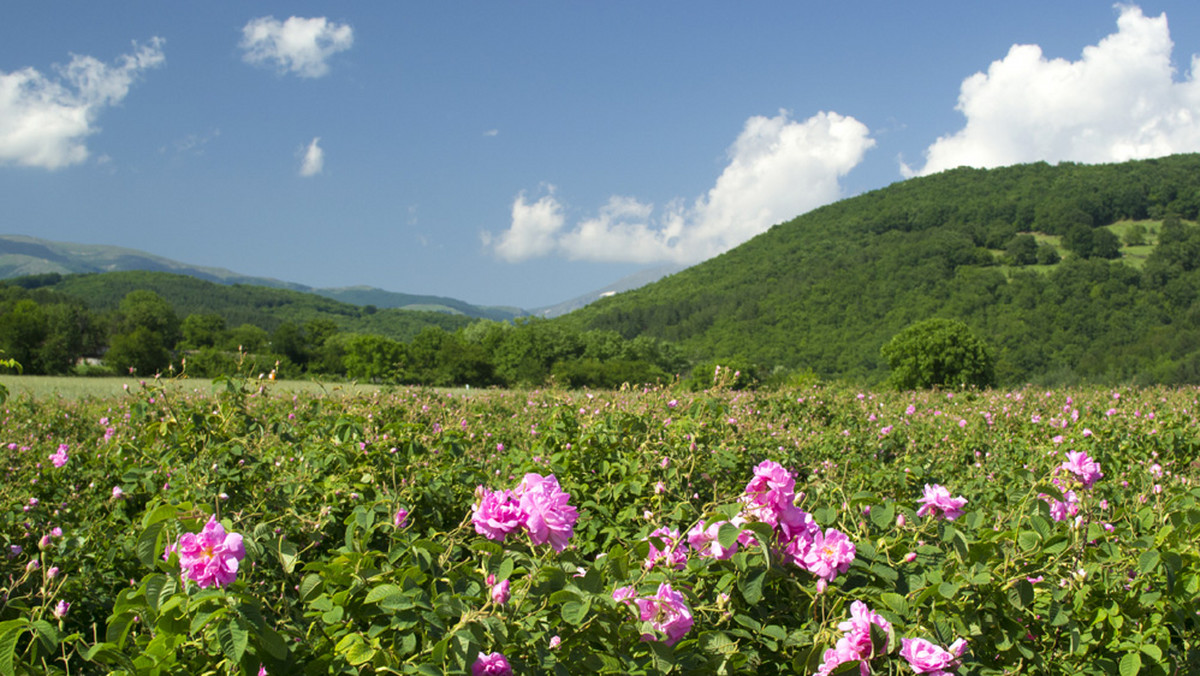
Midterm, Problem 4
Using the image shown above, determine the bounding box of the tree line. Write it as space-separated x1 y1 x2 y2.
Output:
0 284 689 389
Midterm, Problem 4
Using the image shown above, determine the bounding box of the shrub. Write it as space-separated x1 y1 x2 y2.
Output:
880 318 996 390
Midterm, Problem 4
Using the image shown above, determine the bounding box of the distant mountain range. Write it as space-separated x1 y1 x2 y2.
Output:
0 234 672 320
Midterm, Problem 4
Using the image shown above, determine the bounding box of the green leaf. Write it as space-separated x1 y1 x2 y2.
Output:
880 592 908 617
336 633 376 666
1138 549 1160 574
137 521 165 567
1017 530 1041 551
140 502 178 530
717 522 740 551
0 619 26 676
1119 651 1142 676
561 599 591 626
739 567 767 604
217 616 249 665
276 538 299 574
366 583 404 604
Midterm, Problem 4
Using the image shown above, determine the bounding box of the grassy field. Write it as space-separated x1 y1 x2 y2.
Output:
0 374 385 400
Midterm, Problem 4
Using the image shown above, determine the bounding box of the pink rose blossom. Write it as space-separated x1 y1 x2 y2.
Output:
899 636 967 674
516 473 579 552
634 582 693 646
1059 450 1102 488
175 516 246 588
801 528 856 582
490 577 510 605
53 600 70 619
471 488 523 542
686 520 737 560
393 508 409 528
644 526 688 570
471 651 513 676
50 445 69 468
916 484 967 521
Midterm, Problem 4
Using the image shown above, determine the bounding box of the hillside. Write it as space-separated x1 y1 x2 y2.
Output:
561 154 1200 386
0 235 523 321
26 270 474 342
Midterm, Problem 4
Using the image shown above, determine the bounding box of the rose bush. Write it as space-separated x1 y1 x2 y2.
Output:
0 375 1196 673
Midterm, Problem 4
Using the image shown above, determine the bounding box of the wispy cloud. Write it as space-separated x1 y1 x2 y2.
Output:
483 129 499 137
299 137 324 176
0 38 165 169
240 16 353 78
907 5 1200 176
486 110 874 264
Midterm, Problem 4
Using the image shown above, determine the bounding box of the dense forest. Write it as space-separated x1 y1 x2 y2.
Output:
0 271 685 388
562 154 1200 386
7 155 1200 388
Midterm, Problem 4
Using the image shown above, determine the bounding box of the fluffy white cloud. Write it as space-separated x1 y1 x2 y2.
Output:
0 38 164 169
909 5 1200 176
299 137 324 176
485 186 566 262
488 110 874 264
241 16 353 78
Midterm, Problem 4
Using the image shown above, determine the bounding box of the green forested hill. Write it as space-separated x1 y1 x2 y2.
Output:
560 154 1200 385
30 270 474 341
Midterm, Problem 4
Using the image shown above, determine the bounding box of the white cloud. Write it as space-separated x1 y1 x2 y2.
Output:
0 38 164 170
909 5 1200 176
483 129 499 137
485 186 566 262
487 110 874 264
240 16 353 78
299 137 324 176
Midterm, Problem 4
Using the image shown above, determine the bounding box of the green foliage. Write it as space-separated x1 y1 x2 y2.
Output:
563 154 1200 386
1 383 1198 674
881 318 996 390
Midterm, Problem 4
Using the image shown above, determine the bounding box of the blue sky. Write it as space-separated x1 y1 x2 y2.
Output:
3 3 1200 309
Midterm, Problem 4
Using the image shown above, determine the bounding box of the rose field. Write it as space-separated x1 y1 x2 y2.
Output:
1 376 1198 675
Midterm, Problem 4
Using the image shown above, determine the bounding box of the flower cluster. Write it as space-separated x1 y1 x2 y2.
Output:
644 526 688 570
915 484 968 521
471 473 579 552
616 582 694 646
1042 449 1103 522
900 637 969 675
739 460 855 582
49 444 69 468
814 601 893 675
172 516 246 589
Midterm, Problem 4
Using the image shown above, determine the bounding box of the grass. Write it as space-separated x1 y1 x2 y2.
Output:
0 375 386 401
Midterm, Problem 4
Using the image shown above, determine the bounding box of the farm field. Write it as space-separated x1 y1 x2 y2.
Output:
0 375 385 401
1 377 1197 674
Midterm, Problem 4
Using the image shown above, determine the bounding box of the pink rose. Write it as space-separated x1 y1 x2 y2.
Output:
899 637 967 674
634 582 693 646
471 651 513 676
515 473 578 552
915 484 967 521
175 516 245 588
471 488 523 542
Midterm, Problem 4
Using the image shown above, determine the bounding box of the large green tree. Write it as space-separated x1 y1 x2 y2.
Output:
881 318 996 390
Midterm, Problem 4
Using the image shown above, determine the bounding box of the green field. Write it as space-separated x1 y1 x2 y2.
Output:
0 374 384 400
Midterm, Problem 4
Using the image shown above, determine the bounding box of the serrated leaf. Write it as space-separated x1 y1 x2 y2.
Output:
0 619 26 676
1138 549 1160 574
561 599 591 626
365 583 403 604
217 617 249 665
276 538 299 574
880 592 908 617
739 567 766 604
1119 651 1141 676
137 521 165 567
717 522 740 551
1017 530 1040 551
337 633 376 666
